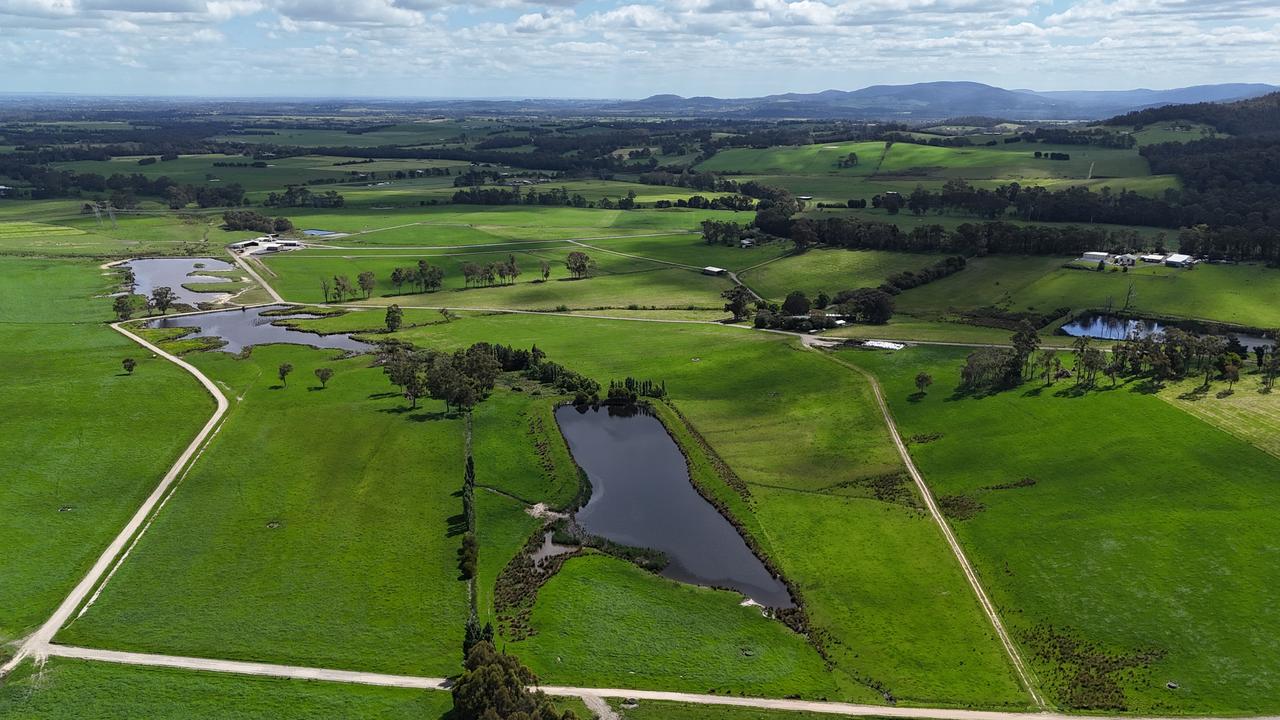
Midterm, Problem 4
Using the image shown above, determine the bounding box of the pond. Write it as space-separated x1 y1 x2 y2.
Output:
147 305 371 354
556 405 794 608
122 257 237 305
1061 313 1275 350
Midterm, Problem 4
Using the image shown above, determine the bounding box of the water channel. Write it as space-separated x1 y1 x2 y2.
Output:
147 305 370 354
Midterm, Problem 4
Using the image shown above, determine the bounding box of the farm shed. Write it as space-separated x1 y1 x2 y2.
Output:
1165 253 1195 268
702 266 728 276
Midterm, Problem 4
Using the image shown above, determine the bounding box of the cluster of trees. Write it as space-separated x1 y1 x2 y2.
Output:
951 320 1278 395
262 186 345 208
319 272 375 302
1033 151 1072 160
451 641 578 720
379 342 502 411
1018 127 1136 149
880 256 967 294
112 285 181 319
700 219 754 246
222 209 293 233
451 186 590 207
389 262 444 294
605 377 668 404
888 180 1177 228
751 286 894 330
462 255 523 287
636 169 737 192
782 214 1136 256
653 194 755 211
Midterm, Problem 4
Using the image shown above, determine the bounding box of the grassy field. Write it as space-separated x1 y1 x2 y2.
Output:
613 699 882 719
739 248 945 301
0 659 456 719
896 257 1280 328
261 244 733 310
57 344 471 676
849 345 1280 713
0 257 210 644
518 553 847 699
1157 375 1280 459
383 313 1026 706
697 140 1151 183
738 174 1180 205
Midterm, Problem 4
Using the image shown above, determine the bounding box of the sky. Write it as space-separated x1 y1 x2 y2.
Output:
0 0 1277 98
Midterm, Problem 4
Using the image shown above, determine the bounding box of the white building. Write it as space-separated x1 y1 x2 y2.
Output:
1165 253 1194 268
1140 254 1167 263
702 266 727 276
1081 251 1110 264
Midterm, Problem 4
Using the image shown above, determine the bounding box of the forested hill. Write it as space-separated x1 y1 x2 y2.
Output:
1105 91 1280 136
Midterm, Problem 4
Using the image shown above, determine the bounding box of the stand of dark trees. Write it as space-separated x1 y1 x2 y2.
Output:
263 186 345 208
222 210 292 234
782 215 1141 256
452 186 589 207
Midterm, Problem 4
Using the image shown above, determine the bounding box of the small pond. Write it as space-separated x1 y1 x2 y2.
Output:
147 305 371 354
122 257 237 305
1061 313 1275 350
556 405 794 608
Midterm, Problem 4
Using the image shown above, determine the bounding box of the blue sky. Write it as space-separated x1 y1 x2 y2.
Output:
1 0 1276 97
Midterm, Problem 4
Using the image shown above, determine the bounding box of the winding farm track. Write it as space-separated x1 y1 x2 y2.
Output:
0 321 230 678
4 257 1255 719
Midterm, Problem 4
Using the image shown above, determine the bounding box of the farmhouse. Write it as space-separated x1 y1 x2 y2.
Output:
702 266 728 276
1141 254 1167 263
1165 253 1195 268
1115 253 1138 266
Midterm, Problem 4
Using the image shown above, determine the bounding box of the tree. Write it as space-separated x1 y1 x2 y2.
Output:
1035 349 1060 385
277 363 294 387
781 290 811 316
121 357 137 374
1224 362 1240 391
539 259 551 282
319 277 332 303
112 294 134 321
915 371 933 394
507 254 521 284
357 271 375 299
390 267 406 294
385 304 403 333
463 615 494 657
835 287 894 325
1010 321 1041 380
333 275 355 303
314 367 334 388
565 251 591 279
149 286 177 315
451 641 577 720
721 285 753 321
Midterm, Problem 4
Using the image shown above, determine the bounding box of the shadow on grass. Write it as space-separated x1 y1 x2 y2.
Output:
367 391 400 400
446 511 468 538
906 391 927 403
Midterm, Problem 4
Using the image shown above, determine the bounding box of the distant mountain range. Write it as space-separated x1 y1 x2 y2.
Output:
603 81 1279 121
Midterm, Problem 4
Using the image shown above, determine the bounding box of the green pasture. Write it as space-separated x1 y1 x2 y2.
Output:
850 345 1280 713
0 659 456 720
1157 375 1280 460
209 120 484 147
612 699 876 720
896 257 1280 328
382 313 1024 706
737 174 1179 205
515 553 850 700
57 344 471 676
260 245 733 310
0 258 210 643
697 141 886 175
739 248 945 301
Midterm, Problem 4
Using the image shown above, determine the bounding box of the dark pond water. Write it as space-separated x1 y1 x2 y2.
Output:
556 405 793 608
147 305 371 354
122 257 236 305
1061 313 1275 350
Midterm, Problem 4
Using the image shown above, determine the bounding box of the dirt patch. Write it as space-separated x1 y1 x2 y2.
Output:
984 476 1038 491
937 494 985 520
1023 624 1165 711
827 471 918 508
